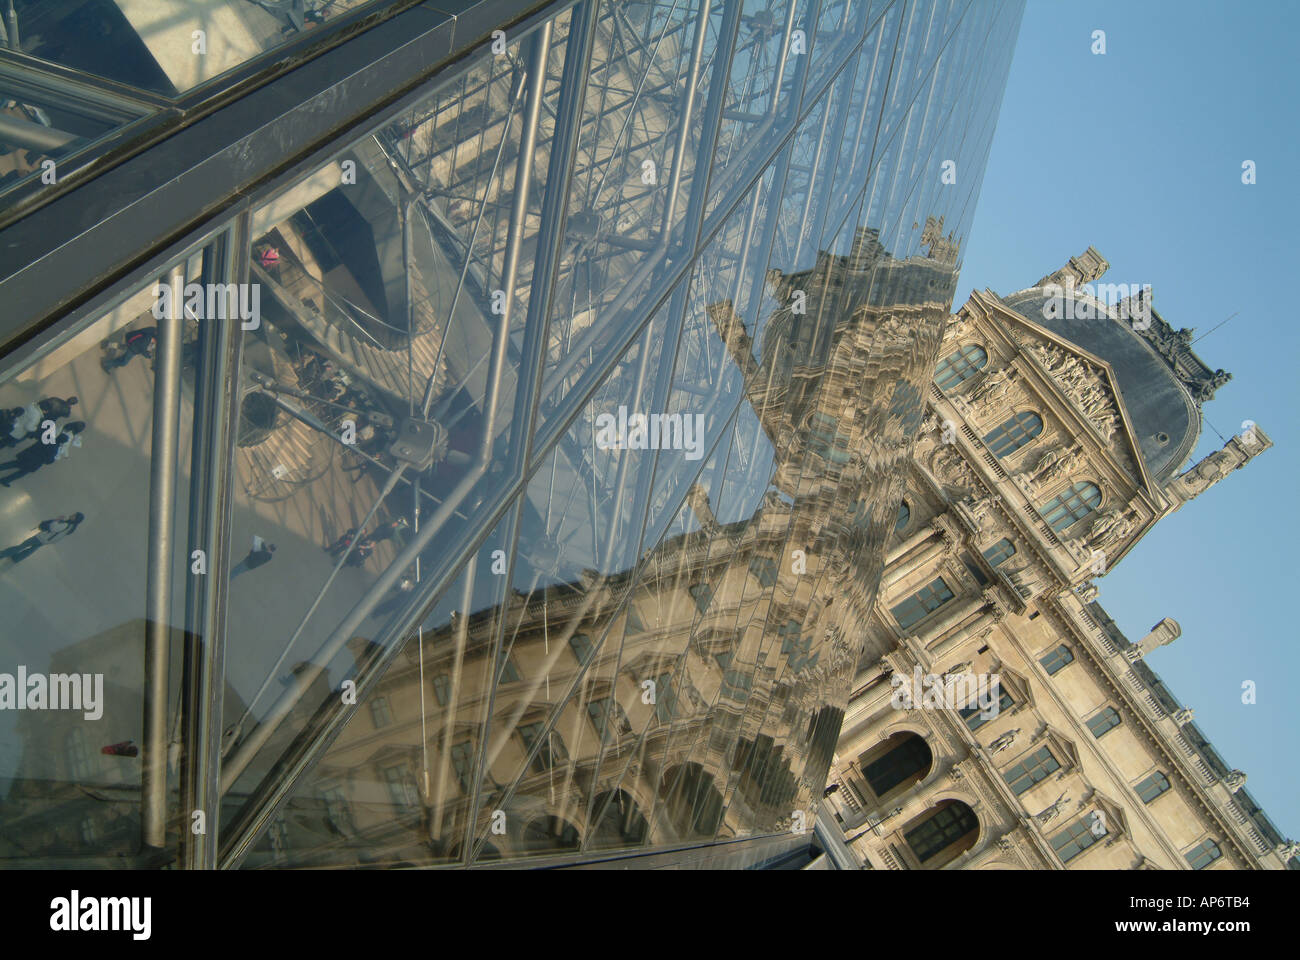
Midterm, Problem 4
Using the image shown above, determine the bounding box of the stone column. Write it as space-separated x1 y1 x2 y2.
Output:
916 593 984 648
928 605 1000 661
881 532 953 593
886 522 942 566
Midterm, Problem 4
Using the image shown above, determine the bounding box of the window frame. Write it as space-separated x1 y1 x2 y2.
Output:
934 344 988 392
1039 644 1075 676
983 411 1044 459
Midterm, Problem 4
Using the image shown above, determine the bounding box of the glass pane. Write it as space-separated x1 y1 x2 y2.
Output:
238 509 515 868
7 0 391 96
0 242 216 863
535 0 727 440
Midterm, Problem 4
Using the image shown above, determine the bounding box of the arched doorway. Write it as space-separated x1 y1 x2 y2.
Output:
857 732 932 803
519 815 580 854
589 790 649 849
902 799 979 868
658 763 725 838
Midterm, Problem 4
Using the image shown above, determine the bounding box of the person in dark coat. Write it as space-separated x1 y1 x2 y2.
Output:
344 536 374 567
231 535 276 579
326 527 358 558
37 396 78 422
102 326 157 370
0 434 68 486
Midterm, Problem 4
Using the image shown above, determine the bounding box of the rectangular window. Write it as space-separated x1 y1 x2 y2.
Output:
382 764 417 811
1002 746 1060 795
625 604 646 634
749 555 779 587
450 740 475 794
569 632 594 664
715 651 753 699
432 674 451 707
1039 644 1074 675
653 672 677 724
518 721 565 774
982 538 1016 568
962 555 990 586
958 689 1014 731
370 696 393 728
322 786 354 833
498 653 520 684
688 583 713 614
1051 813 1106 863
1186 839 1222 870
1135 771 1171 804
889 577 954 630
1087 707 1122 739
586 697 629 738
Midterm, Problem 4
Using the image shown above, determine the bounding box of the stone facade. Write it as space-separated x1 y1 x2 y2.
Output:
824 252 1287 870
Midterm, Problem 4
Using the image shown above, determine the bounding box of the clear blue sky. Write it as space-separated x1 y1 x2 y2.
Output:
956 0 1300 839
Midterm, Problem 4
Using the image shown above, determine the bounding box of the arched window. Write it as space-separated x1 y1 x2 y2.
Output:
934 345 987 392
904 800 980 866
861 733 932 797
1040 481 1103 532
983 411 1042 458
895 500 911 533
982 538 1015 567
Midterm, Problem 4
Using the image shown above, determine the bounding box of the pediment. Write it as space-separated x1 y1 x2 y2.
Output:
980 294 1156 495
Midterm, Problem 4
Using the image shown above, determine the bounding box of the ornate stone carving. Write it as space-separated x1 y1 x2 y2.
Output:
1222 770 1247 793
968 365 1016 407
1088 508 1135 550
1172 707 1195 726
1276 840 1300 861
988 728 1020 755
1027 442 1083 490
965 492 1002 531
1035 792 1071 824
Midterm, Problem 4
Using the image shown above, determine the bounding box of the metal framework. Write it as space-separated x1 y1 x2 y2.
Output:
0 0 1025 868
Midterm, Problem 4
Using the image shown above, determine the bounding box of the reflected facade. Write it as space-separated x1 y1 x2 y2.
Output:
0 0 1024 868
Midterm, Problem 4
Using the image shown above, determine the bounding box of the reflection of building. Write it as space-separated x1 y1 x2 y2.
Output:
245 223 973 868
825 249 1292 870
0 0 1025 869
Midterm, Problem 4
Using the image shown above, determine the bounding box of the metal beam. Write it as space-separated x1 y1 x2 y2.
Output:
510 0 600 475
178 218 246 868
218 26 556 865
142 262 185 852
